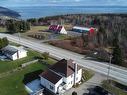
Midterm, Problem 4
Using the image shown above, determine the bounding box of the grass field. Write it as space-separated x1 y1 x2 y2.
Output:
0 47 57 95
0 63 47 95
57 34 71 40
0 27 6 32
28 26 49 32
82 69 94 82
9 41 21 47
0 50 42 73
102 80 127 95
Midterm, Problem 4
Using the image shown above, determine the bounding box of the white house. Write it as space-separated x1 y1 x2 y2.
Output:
40 59 82 94
49 25 67 34
2 45 27 60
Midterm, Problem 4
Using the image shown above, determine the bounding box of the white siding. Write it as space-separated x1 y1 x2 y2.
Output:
18 50 27 59
60 27 67 34
64 74 74 90
63 69 82 90
12 53 18 60
54 78 63 93
76 69 82 83
40 77 63 94
40 69 82 94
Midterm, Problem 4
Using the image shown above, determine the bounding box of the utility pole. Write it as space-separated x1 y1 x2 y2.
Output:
107 54 113 82
18 32 21 44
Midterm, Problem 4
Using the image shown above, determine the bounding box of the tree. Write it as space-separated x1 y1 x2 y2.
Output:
0 37 9 49
42 52 49 60
112 38 123 65
97 26 106 46
2 37 9 47
6 20 30 33
0 38 3 49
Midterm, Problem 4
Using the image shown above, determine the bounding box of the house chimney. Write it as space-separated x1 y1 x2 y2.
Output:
73 61 77 86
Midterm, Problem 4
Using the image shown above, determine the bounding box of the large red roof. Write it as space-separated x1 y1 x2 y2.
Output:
49 25 63 32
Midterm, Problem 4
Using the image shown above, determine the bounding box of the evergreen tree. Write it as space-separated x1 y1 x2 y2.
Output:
2 37 9 47
6 20 30 33
0 38 3 49
0 37 9 49
112 38 123 65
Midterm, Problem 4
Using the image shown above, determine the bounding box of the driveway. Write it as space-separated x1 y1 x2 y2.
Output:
64 73 107 95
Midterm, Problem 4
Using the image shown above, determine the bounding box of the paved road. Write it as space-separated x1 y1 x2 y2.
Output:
0 33 127 85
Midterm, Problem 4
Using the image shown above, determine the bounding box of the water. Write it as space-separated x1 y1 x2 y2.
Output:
9 6 127 19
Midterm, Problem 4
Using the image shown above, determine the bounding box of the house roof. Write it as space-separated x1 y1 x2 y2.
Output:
50 59 81 77
40 70 62 84
73 26 96 32
2 45 27 55
49 25 64 32
73 26 91 31
2 45 18 55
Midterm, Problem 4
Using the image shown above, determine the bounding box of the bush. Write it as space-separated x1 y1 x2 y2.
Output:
42 52 49 60
72 91 77 95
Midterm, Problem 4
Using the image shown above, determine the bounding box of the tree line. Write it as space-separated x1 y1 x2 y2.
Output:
6 20 30 34
0 37 9 49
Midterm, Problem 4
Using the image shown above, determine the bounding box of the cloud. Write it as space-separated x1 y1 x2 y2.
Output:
75 0 81 2
0 0 127 7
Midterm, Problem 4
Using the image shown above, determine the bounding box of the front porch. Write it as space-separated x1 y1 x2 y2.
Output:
57 82 67 94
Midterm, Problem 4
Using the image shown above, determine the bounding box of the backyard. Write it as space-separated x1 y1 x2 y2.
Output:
0 63 46 95
0 49 41 73
0 48 57 73
0 49 57 95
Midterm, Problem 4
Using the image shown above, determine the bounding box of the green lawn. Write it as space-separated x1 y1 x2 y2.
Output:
102 80 127 95
9 42 21 47
0 27 6 32
28 26 49 32
57 34 71 40
82 69 94 82
0 50 42 73
0 63 47 95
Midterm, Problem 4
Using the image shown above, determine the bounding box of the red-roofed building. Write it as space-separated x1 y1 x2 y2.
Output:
40 59 82 94
49 25 67 34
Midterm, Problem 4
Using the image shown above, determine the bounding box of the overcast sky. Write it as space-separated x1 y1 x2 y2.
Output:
0 0 127 7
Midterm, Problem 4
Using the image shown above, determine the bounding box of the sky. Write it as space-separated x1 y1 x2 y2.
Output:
0 0 127 7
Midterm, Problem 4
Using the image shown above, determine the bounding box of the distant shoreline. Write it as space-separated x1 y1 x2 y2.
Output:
8 6 127 19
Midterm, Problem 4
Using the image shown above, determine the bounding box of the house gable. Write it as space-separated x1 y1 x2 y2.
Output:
50 59 81 77
40 70 62 84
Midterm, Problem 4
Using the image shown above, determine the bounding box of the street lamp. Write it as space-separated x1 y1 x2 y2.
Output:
107 54 113 82
18 32 21 43
18 29 23 44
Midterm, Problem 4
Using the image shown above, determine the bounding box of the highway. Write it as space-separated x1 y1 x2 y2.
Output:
0 33 127 85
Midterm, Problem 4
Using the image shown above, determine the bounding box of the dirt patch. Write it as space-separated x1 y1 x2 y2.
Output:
49 37 94 54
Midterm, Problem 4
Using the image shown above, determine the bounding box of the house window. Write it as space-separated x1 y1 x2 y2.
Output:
71 74 73 78
76 77 78 81
71 81 73 84
50 85 54 90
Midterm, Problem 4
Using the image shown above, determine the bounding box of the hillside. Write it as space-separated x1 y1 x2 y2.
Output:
0 6 20 18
